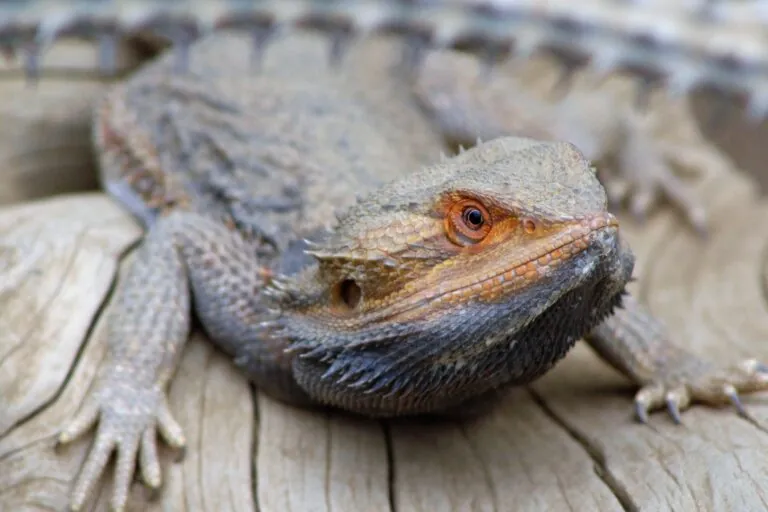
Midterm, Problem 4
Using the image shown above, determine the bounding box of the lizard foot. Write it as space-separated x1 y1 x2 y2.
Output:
56 376 185 511
633 358 768 424
601 123 710 236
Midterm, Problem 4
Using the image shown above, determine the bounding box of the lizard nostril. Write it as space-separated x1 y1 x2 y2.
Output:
523 219 537 234
335 279 362 310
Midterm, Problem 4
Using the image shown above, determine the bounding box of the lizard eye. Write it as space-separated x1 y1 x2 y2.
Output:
446 199 492 246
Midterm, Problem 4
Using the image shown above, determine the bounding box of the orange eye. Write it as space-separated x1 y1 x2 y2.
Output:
446 199 492 246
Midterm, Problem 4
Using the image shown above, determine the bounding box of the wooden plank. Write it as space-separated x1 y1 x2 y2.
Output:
389 388 624 512
256 395 390 512
0 193 141 436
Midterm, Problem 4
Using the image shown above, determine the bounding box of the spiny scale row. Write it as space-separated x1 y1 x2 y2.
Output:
2 0 768 116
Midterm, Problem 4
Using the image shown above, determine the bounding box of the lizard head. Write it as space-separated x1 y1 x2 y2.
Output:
265 137 634 416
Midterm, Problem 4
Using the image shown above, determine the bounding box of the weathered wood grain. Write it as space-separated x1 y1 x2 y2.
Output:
0 194 141 437
256 396 390 512
389 388 625 512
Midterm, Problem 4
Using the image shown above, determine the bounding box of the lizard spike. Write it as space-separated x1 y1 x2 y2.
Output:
381 257 398 268
263 286 290 301
665 68 702 99
320 360 348 380
702 96 734 136
268 276 294 291
510 31 544 62
248 26 276 71
633 77 658 111
22 47 40 84
3 0 768 117
747 92 768 122
551 63 579 97
327 28 353 67
96 33 118 76
590 48 623 77
399 34 429 74
303 249 333 260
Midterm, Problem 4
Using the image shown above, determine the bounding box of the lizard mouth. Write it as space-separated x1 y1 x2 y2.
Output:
375 213 620 322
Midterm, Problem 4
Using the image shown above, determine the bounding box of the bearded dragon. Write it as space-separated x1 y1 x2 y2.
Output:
54 32 768 511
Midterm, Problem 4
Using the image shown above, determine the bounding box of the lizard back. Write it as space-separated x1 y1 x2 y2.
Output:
95 32 447 251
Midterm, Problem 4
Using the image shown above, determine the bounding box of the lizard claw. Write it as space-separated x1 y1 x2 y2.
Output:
633 358 768 424
57 375 185 511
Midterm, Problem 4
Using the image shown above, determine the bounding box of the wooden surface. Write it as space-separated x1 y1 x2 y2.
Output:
3 44 768 512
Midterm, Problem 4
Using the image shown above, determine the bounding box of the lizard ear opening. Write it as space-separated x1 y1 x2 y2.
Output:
332 279 362 310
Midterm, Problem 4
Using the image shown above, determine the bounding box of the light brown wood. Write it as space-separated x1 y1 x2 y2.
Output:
3 52 768 512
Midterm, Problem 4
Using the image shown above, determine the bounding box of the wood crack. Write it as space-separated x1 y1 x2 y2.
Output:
383 422 396 512
526 387 637 512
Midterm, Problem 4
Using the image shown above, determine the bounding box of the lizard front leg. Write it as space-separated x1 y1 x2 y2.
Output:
586 294 768 423
56 211 296 511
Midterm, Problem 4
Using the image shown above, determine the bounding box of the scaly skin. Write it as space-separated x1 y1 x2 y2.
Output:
55 33 768 511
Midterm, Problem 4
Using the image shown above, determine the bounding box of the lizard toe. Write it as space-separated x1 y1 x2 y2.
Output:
57 399 100 447
112 435 141 512
140 426 162 489
664 386 691 424
61 377 184 510
627 183 656 226
648 162 708 236
633 383 665 423
686 358 768 409
156 396 186 451
70 427 117 511
616 153 707 236
633 357 768 424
